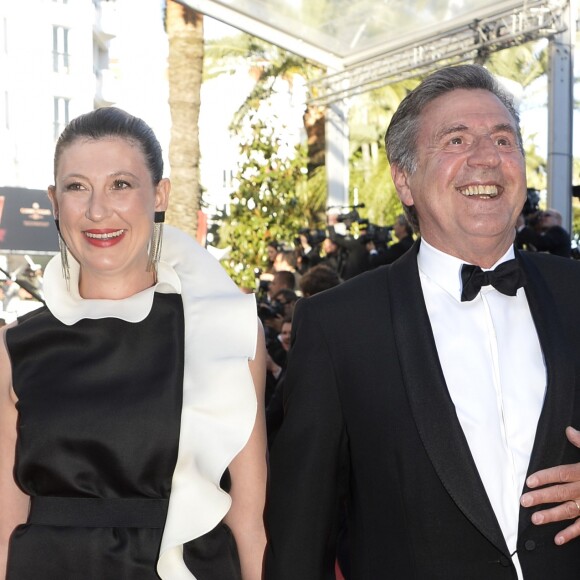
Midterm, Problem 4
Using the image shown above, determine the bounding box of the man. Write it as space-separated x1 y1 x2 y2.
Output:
368 213 415 267
516 208 572 258
266 270 296 302
326 219 370 280
265 65 580 579
319 235 342 274
299 264 342 298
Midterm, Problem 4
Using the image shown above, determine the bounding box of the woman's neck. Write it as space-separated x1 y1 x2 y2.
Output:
78 269 157 300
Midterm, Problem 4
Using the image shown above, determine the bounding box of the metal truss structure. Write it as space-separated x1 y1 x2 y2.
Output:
307 0 570 106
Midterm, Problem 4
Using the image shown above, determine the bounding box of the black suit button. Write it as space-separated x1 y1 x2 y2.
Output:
524 540 536 551
499 555 510 567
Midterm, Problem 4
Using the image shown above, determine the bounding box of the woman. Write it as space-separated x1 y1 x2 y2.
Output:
0 108 267 579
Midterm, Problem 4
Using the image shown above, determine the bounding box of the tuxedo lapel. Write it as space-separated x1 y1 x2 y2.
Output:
388 242 510 556
516 251 575 532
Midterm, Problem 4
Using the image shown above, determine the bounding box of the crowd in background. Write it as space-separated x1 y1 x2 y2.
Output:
0 262 45 326
256 210 416 450
255 203 576 453
0 204 574 342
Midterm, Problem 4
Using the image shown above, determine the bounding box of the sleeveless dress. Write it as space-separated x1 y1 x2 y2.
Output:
5 226 258 580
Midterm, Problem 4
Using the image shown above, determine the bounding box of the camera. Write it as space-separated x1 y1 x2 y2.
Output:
522 188 542 228
329 204 366 230
295 228 326 248
336 210 361 228
359 224 393 246
522 188 540 217
257 300 285 322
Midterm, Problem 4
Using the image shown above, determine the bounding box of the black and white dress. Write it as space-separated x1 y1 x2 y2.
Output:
6 226 258 580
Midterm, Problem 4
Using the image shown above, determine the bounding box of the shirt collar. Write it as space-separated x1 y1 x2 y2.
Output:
43 254 181 326
417 238 515 302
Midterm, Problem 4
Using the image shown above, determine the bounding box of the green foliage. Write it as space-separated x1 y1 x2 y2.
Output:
230 58 318 133
210 34 327 287
219 118 325 288
210 32 566 279
572 199 580 240
524 140 547 191
349 148 404 227
346 82 417 227
485 41 548 88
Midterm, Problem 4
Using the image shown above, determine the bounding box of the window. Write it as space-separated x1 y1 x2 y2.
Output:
2 91 8 130
1 18 7 54
0 91 9 131
222 169 234 189
53 97 70 140
52 26 70 73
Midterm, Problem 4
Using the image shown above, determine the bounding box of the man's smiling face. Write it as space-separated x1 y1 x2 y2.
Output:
392 88 527 262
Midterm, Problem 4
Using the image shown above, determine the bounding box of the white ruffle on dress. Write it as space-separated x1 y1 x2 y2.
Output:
42 225 258 580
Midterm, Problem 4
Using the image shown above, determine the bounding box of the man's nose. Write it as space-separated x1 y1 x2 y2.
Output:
467 135 501 167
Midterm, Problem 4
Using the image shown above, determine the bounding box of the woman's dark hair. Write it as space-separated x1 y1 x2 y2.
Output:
54 107 164 184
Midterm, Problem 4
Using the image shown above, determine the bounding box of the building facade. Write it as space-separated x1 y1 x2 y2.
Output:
0 0 119 191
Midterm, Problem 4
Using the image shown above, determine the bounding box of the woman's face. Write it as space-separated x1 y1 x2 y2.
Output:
48 137 169 295
267 245 278 262
279 321 292 352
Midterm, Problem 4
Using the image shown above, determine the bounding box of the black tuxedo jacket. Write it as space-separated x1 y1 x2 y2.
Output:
265 243 580 580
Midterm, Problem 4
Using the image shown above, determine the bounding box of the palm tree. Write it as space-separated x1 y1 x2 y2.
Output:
204 32 329 221
164 0 204 237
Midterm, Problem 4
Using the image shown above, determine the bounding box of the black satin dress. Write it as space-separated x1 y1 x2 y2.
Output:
6 293 242 580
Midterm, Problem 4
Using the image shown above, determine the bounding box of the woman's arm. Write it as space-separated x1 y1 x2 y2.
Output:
0 325 30 579
224 321 268 580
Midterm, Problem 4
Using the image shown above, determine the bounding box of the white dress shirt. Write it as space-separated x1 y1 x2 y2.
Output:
417 239 546 579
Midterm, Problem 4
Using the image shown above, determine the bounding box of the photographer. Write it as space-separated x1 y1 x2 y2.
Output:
265 241 280 274
257 272 295 349
258 291 297 407
295 229 323 274
367 214 414 268
516 193 571 259
326 208 370 280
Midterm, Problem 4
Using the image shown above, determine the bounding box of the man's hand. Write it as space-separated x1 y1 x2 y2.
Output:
520 426 580 545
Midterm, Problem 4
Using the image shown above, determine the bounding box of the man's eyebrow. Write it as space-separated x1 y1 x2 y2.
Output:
435 124 468 140
435 122 517 140
491 122 518 135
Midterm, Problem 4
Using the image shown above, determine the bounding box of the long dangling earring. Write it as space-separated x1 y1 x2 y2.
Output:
147 211 165 273
54 219 70 289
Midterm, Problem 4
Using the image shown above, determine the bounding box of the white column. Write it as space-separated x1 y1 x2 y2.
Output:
547 0 575 233
325 99 350 209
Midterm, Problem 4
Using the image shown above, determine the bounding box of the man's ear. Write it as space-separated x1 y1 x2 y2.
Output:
391 164 415 209
47 186 58 217
155 178 170 212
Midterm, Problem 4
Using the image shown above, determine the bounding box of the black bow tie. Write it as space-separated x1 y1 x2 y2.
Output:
460 259 526 302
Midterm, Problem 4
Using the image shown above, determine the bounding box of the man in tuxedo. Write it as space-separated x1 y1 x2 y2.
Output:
264 64 580 579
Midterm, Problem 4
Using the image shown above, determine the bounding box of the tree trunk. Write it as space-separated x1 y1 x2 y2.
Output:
165 0 203 237
303 104 326 174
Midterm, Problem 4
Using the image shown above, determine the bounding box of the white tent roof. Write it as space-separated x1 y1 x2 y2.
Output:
184 0 561 68
185 0 569 104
